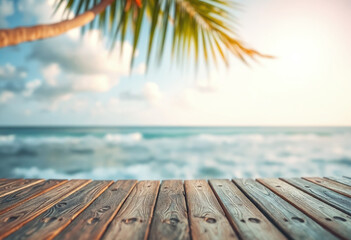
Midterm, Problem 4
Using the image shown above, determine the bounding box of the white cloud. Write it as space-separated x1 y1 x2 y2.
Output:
0 91 14 103
89 97 120 116
23 80 42 97
42 64 60 86
143 82 162 103
72 74 118 93
17 0 74 23
0 0 14 27
29 30 138 75
132 63 146 75
0 64 27 80
0 64 41 102
119 82 163 104
5 0 145 112
25 30 144 103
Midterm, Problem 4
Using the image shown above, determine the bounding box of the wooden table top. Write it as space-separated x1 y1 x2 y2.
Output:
0 176 350 240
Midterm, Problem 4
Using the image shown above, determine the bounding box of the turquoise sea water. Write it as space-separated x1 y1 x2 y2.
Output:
0 127 350 179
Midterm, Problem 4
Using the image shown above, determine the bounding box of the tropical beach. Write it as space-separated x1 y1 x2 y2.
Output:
1 126 351 180
0 0 351 239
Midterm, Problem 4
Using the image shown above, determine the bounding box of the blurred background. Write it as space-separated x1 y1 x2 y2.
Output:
0 0 350 179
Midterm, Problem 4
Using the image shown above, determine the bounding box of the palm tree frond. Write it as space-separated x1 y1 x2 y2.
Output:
56 0 270 70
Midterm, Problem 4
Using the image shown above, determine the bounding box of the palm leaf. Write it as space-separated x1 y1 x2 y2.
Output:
55 0 270 70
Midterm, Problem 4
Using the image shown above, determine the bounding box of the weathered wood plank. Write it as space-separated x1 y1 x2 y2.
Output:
326 177 351 187
258 178 351 240
55 180 137 240
0 179 66 215
282 178 351 215
149 180 190 240
209 179 285 240
0 179 44 198
0 179 21 187
0 180 90 239
6 180 112 240
102 181 160 240
234 179 338 240
185 180 238 240
304 177 351 198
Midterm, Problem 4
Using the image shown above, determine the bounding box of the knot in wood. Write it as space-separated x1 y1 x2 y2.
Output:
291 217 304 223
98 206 111 213
248 218 260 223
164 218 180 225
56 202 67 208
333 216 346 222
205 217 216 223
122 217 138 224
87 217 100 224
5 216 19 223
42 217 58 223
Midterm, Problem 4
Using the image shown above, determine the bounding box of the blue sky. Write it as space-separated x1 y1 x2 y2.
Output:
0 0 351 126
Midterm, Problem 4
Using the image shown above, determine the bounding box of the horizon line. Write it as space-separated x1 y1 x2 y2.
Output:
0 125 350 128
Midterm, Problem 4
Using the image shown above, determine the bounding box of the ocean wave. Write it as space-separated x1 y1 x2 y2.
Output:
12 165 161 180
11 156 351 179
0 135 15 144
0 132 350 146
1 129 351 179
104 132 142 143
0 133 143 145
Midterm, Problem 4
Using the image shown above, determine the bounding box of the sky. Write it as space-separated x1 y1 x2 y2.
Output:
0 0 350 126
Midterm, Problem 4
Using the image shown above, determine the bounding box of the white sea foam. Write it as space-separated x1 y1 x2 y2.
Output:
0 135 15 144
2 129 351 179
104 132 142 143
13 165 161 180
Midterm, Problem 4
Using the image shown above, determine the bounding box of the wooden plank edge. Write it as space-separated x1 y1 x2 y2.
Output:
0 179 92 239
231 179 292 239
0 179 45 198
0 179 68 215
303 177 351 198
280 178 351 216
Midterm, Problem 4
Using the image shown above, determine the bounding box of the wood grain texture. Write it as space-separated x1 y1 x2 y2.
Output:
102 180 160 240
209 179 285 240
6 180 112 240
326 177 351 187
282 178 351 215
0 179 90 239
0 179 66 215
185 180 238 240
149 180 190 240
0 179 21 187
55 180 137 240
258 178 351 240
304 177 351 198
0 179 44 198
234 179 338 240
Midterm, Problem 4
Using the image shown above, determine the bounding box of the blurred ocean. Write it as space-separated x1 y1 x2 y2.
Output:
0 127 350 180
